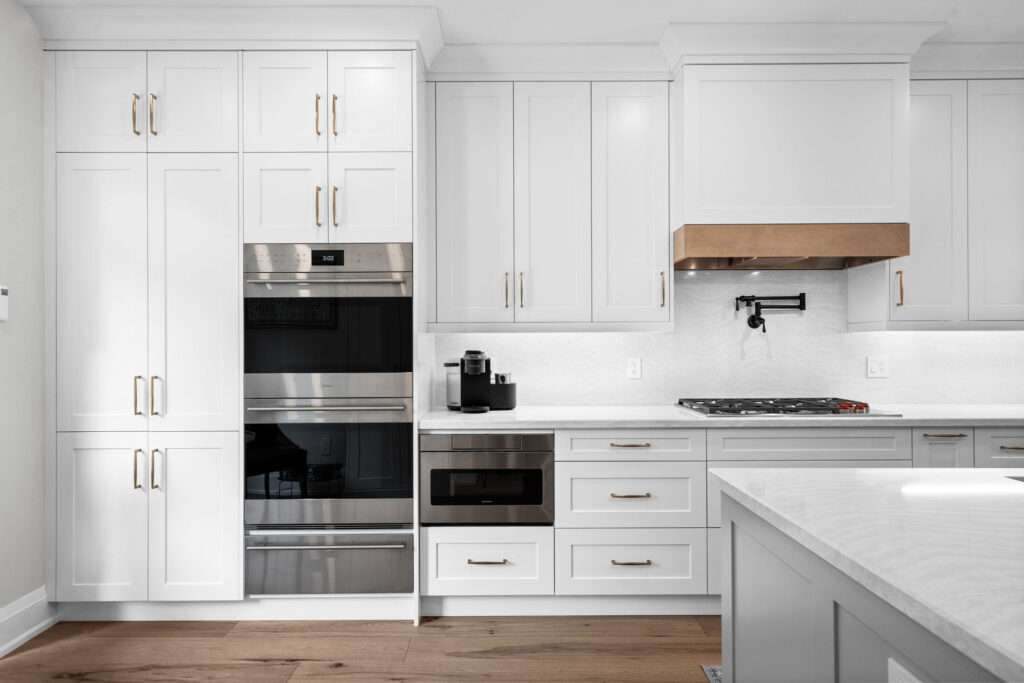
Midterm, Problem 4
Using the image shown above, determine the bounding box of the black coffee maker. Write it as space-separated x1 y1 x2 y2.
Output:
459 350 492 413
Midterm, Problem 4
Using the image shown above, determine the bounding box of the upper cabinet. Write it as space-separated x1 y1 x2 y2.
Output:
243 52 327 152
57 51 238 153
328 52 412 152
683 63 909 224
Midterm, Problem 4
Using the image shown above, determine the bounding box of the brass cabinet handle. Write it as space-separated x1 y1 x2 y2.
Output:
315 186 322 226
611 560 652 566
131 94 141 136
922 433 967 439
504 273 510 309
519 272 524 308
660 271 667 307
315 94 321 136
149 376 160 416
896 269 905 307
332 186 339 227
610 492 652 499
133 375 144 416
609 442 652 448
133 449 144 489
467 558 509 566
332 94 339 136
1000 446 1024 452
150 449 160 490
148 94 158 136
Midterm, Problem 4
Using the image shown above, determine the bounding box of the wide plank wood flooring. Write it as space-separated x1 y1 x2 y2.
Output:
0 616 721 682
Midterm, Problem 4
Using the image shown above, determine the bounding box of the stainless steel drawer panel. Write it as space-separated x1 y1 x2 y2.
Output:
245 533 413 595
420 433 554 452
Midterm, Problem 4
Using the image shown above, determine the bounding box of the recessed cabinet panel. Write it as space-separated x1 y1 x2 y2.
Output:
968 80 1024 320
328 152 412 242
56 52 147 152
147 52 239 153
912 429 974 467
243 52 327 152
328 52 412 152
57 154 149 432
148 155 240 431
592 82 670 322
243 153 329 243
435 82 515 322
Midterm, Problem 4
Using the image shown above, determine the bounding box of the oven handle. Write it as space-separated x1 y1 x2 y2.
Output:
246 405 407 413
246 543 407 551
245 278 405 285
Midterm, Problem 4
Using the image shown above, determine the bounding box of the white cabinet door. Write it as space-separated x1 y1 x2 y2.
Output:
328 152 412 242
592 82 670 322
912 429 974 467
421 526 554 596
57 154 149 432
57 432 149 602
148 432 241 601
435 83 514 322
243 52 327 152
148 155 240 432
968 80 1024 320
513 82 591 322
683 63 909 223
147 52 239 153
892 81 968 321
56 52 147 152
327 51 412 152
243 153 328 243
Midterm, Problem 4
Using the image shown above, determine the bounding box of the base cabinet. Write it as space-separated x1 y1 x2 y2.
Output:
421 527 554 596
974 428 1024 467
912 429 974 468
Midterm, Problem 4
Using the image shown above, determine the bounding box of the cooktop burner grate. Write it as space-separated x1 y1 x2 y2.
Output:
677 397 870 416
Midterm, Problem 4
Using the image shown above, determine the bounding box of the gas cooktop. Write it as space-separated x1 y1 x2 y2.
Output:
677 397 872 416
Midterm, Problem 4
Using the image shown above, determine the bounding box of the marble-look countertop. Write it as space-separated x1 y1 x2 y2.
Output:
418 404 1024 431
712 467 1024 682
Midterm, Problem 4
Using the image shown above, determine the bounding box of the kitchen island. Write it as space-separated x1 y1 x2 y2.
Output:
712 468 1024 683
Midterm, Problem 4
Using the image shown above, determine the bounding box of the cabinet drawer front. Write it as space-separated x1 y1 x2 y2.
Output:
708 428 911 462
555 528 707 595
556 461 706 527
912 428 974 468
422 527 553 596
975 428 1024 467
556 430 707 461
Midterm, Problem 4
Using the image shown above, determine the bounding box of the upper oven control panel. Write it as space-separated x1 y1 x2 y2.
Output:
244 243 412 274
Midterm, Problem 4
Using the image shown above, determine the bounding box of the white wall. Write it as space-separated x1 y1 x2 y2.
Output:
0 0 45 607
430 271 1024 407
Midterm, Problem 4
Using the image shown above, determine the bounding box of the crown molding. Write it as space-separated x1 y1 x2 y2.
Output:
912 42 1024 79
427 43 671 81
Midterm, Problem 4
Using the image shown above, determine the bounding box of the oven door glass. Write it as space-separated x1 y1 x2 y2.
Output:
244 297 412 374
430 469 544 506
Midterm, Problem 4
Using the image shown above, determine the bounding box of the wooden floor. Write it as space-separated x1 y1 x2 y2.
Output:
0 616 720 682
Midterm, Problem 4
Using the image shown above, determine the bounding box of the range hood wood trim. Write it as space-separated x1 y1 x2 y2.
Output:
673 223 910 270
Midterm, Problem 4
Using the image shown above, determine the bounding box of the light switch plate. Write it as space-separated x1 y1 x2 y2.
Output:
866 355 889 379
626 358 643 380
0 286 8 322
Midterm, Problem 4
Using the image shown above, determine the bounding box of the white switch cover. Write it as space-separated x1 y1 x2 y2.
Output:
866 355 890 379
626 358 643 380
0 286 8 322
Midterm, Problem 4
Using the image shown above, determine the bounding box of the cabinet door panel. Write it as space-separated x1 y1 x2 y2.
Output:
243 52 326 152
912 429 974 468
328 152 412 242
147 52 239 153
975 428 1024 467
892 81 968 321
57 433 149 602
435 83 514 322
513 82 591 322
149 155 240 431
56 52 147 152
592 82 669 322
968 80 1024 320
57 154 149 431
148 432 242 601
328 51 412 152
243 153 328 243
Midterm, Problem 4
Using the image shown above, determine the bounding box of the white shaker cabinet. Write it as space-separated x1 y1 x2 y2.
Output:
57 154 149 432
327 51 412 152
968 80 1024 320
513 82 592 322
435 82 515 323
56 52 147 153
912 429 974 468
592 82 670 322
148 432 241 601
328 152 412 242
148 155 240 432
147 52 239 153
243 52 327 152
56 432 150 602
243 153 329 244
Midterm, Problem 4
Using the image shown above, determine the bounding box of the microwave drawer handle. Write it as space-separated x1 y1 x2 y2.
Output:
609 442 652 448
246 543 406 551
246 405 406 413
467 558 509 566
611 559 653 566
246 278 403 285
610 492 652 499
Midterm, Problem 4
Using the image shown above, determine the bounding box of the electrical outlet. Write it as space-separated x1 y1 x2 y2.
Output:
626 358 643 380
866 355 890 379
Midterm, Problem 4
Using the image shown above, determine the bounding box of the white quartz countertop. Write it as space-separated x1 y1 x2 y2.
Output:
417 404 1024 430
712 467 1024 682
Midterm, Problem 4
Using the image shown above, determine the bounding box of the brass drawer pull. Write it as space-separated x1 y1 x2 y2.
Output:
660 271 666 307
314 94 321 136
148 94 158 135
610 492 652 499
504 272 510 309
332 185 339 227
609 442 652 448
132 375 144 416
611 560 652 567
131 94 141 136
150 449 160 490
149 375 160 416
467 558 509 566
133 449 144 489
1000 446 1024 452
896 269 905 307
519 272 524 308
315 186 323 226
332 94 339 136
922 433 967 439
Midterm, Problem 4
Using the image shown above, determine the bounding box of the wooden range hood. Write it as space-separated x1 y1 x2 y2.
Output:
673 223 910 270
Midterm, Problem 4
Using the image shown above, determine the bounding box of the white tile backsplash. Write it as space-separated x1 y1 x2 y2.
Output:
429 270 1024 407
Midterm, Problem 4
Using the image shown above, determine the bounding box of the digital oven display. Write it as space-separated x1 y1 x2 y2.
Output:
311 250 344 266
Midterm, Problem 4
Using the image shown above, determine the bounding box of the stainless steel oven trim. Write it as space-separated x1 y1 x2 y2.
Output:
244 397 413 424
245 498 413 528
245 372 412 400
243 272 412 299
244 243 413 274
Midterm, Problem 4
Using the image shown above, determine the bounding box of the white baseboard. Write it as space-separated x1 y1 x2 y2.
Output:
421 595 721 617
0 587 57 658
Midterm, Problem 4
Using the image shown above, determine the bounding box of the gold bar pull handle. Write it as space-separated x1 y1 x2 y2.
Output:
609 442 652 449
467 558 509 566
315 94 321 136
148 94 158 136
149 376 160 416
332 94 338 136
519 272 524 308
131 94 141 136
660 271 667 307
133 375 144 416
133 449 144 489
315 186 323 227
896 269 905 307
150 449 160 490
332 186 339 227
1000 446 1024 452
922 433 968 439
504 273 510 309
611 560 653 567
610 492 652 499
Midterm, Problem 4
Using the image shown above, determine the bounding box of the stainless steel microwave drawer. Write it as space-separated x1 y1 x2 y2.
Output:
245 532 413 595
